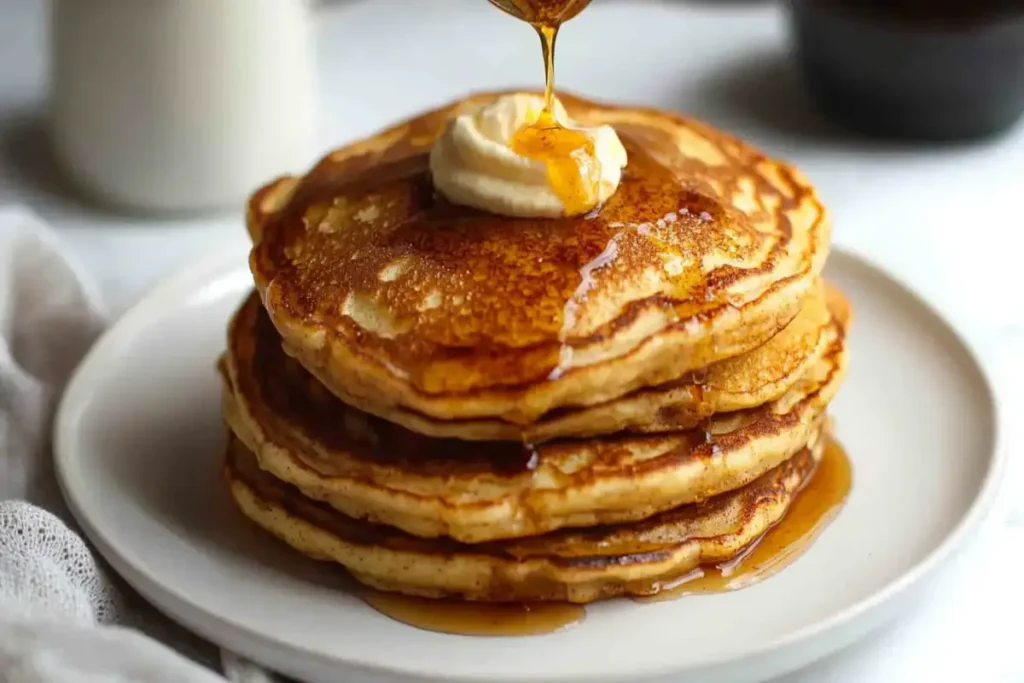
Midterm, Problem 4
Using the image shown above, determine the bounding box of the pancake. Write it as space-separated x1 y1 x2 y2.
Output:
247 90 831 425
282 278 834 442
225 429 825 603
222 287 849 543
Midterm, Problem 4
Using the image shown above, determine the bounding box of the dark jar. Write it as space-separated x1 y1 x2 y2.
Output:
788 0 1024 140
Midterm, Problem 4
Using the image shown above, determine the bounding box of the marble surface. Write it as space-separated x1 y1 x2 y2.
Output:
1 0 1022 681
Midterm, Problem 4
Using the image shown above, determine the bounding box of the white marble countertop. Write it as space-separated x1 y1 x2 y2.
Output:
2 1 1022 681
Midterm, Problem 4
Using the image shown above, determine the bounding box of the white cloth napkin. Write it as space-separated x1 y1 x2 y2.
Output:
0 207 276 683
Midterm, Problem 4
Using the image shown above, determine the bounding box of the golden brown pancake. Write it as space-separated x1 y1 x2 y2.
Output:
247 90 831 425
221 287 848 543
225 430 825 603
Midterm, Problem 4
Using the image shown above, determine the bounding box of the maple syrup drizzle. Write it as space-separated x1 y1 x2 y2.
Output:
361 591 585 636
495 1 600 216
636 436 852 602
549 233 620 379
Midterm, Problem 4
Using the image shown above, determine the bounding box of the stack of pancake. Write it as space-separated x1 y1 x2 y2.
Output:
219 92 850 603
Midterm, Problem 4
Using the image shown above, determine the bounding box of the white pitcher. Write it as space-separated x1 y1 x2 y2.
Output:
50 0 319 212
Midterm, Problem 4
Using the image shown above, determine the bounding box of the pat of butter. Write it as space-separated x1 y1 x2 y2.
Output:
429 93 627 218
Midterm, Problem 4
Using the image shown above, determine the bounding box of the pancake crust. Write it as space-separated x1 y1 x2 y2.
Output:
247 90 831 424
225 430 824 603
222 287 849 543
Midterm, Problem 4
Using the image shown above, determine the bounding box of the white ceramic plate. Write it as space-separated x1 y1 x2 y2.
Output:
55 245 1003 683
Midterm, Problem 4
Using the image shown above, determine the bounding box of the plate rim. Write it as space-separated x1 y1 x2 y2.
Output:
54 243 1009 683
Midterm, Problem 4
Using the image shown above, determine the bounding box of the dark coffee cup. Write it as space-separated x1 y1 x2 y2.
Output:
788 0 1024 140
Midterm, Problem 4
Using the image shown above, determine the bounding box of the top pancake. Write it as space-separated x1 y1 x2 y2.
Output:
248 90 831 424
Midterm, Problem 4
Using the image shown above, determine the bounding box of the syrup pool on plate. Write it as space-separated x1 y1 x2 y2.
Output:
637 436 852 601
361 591 586 636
